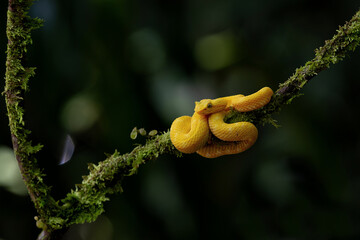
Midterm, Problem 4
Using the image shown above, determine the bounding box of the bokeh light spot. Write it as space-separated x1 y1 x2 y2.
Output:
0 146 28 196
195 31 237 71
61 95 100 133
148 66 217 124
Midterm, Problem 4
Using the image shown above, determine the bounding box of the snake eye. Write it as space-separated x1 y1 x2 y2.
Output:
207 103 212 108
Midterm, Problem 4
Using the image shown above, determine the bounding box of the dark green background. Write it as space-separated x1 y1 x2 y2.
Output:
1 0 360 239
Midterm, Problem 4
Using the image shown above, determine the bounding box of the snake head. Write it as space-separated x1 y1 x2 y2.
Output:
195 99 227 115
194 99 212 114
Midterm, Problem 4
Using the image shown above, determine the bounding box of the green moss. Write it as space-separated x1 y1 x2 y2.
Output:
54 10 360 223
43 7 360 231
4 0 55 231
56 131 178 227
225 10 360 128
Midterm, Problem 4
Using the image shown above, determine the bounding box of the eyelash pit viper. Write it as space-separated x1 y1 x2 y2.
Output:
170 87 274 158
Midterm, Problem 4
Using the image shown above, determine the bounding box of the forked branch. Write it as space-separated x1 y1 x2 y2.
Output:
4 1 360 239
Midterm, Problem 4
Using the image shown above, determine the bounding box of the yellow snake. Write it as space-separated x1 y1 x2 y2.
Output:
170 87 273 158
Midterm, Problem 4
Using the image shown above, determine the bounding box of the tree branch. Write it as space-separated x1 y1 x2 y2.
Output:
4 0 360 238
56 9 360 227
4 0 62 237
226 9 360 126
52 9 360 229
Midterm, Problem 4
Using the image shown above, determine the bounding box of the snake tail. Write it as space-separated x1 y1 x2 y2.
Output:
231 87 273 112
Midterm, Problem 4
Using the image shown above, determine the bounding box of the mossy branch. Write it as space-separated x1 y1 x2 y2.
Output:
3 0 360 238
4 0 59 233
56 8 360 228
226 9 360 126
56 132 179 227
55 8 360 228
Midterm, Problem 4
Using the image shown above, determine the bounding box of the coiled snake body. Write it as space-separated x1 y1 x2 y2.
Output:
170 87 273 158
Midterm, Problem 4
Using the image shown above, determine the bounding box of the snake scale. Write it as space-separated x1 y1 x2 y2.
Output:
170 87 274 158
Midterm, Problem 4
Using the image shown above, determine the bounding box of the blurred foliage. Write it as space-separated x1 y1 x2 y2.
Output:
1 0 360 239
